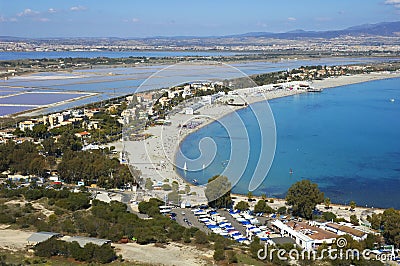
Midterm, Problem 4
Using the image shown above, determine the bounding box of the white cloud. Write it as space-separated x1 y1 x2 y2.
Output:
70 5 87 11
17 8 39 17
9 17 18 22
48 8 57 14
385 0 400 8
124 18 140 23
287 17 297 21
36 17 50 22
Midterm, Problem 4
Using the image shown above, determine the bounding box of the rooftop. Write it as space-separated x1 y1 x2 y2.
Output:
287 221 338 241
326 223 367 238
61 235 111 247
27 231 61 244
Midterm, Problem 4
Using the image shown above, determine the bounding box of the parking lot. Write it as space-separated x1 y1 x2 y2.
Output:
172 207 210 233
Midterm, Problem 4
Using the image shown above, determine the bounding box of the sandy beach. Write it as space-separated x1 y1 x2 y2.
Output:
124 71 400 205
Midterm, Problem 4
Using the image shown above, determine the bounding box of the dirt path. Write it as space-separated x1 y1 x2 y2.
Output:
114 242 213 266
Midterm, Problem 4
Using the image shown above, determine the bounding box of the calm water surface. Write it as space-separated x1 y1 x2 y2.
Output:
176 78 400 209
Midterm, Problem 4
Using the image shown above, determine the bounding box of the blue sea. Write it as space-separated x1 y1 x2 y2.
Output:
176 78 400 209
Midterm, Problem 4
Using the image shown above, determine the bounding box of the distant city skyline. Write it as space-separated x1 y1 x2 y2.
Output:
0 0 399 38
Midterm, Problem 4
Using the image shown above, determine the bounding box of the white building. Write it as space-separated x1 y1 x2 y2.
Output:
272 220 315 250
202 93 221 105
184 103 204 115
271 220 338 251
323 223 368 241
19 120 38 131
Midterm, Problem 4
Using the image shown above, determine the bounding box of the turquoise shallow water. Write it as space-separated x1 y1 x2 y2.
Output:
176 77 400 209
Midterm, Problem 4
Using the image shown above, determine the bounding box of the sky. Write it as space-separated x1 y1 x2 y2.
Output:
0 0 399 38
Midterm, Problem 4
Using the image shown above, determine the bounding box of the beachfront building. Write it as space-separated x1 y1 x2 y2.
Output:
159 97 171 107
271 220 338 250
0 129 15 143
323 222 368 241
19 119 41 131
185 102 204 115
201 93 222 105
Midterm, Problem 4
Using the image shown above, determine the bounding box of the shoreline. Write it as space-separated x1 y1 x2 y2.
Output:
125 71 400 206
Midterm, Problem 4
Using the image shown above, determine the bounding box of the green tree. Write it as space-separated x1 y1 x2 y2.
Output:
32 124 48 139
213 248 225 261
34 238 63 258
42 137 59 156
162 184 172 191
168 191 180 204
185 184 191 194
145 178 153 190
249 236 263 259
227 250 238 263
183 229 191 243
247 191 253 200
194 230 208 245
381 208 400 248
277 206 287 215
138 198 162 216
29 157 47 177
205 175 232 209
350 214 359 226
93 244 116 263
363 234 379 250
324 198 331 209
171 180 179 192
367 213 381 230
322 212 337 222
349 201 356 211
261 193 267 200
235 201 249 211
57 132 82 152
285 180 324 219
254 200 274 214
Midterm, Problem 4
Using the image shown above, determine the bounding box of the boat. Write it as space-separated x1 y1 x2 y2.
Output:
183 162 187 171
289 168 293 175
192 179 198 185
390 98 395 102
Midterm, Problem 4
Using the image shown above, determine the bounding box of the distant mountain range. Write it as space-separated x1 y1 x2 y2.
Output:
224 21 400 39
1 21 400 41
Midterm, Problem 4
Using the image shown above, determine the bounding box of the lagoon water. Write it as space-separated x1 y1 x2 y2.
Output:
1 53 399 116
176 78 400 209
0 51 252 60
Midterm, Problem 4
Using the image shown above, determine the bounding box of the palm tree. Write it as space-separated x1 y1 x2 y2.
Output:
261 193 267 201
349 201 356 211
324 198 331 209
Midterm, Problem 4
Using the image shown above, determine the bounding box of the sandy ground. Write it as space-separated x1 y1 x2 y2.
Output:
311 72 400 90
114 243 213 266
0 228 32 251
113 242 213 266
124 86 307 205
0 227 213 265
124 71 400 205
